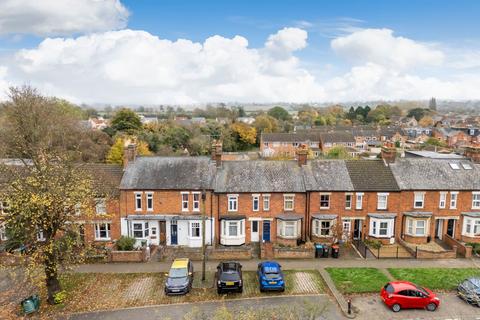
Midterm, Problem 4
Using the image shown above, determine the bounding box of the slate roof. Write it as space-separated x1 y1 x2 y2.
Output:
389 158 480 190
81 163 123 196
345 160 400 191
215 160 305 193
261 132 320 142
303 160 353 191
320 132 355 143
120 157 216 190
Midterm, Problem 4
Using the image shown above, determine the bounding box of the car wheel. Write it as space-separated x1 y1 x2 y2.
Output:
217 289 222 294
280 287 285 292
426 303 437 312
392 304 401 312
260 287 264 293
238 288 243 294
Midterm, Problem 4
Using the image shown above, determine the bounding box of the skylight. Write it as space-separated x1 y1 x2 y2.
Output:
449 163 460 170
462 163 473 170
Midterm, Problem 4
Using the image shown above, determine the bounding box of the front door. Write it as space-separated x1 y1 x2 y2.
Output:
170 222 178 245
262 221 270 242
353 219 362 240
342 220 351 241
251 221 259 242
435 219 443 240
447 219 455 237
151 226 158 245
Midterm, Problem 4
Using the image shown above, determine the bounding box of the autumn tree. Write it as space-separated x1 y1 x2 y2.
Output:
230 122 257 150
0 86 97 304
106 136 151 164
253 114 278 136
418 116 434 127
326 146 352 159
110 108 142 134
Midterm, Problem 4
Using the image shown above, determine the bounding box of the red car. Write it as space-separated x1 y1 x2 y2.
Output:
381 281 440 312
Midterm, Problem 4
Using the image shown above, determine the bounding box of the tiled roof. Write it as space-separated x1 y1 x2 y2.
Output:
319 132 355 143
390 158 480 190
120 156 216 190
303 160 353 191
261 132 320 142
215 160 305 193
345 160 400 191
80 163 123 196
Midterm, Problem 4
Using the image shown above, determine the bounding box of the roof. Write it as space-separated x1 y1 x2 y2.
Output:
172 258 189 269
215 161 305 193
462 212 480 217
404 150 465 159
120 157 216 190
311 214 338 220
368 213 397 218
320 132 355 143
390 158 480 190
303 160 353 191
80 163 123 196
276 213 303 221
403 212 433 218
261 132 320 143
345 160 400 191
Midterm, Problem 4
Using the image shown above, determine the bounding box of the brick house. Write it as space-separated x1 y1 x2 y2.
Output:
260 132 320 158
214 160 306 246
319 132 356 154
119 156 216 248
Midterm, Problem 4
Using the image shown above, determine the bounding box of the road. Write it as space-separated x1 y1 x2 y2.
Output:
70 294 344 320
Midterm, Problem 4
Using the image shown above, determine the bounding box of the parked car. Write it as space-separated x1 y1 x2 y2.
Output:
257 261 285 292
380 281 440 312
164 258 193 295
458 277 480 307
216 261 243 294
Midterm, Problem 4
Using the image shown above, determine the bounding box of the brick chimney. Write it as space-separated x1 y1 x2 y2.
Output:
381 142 396 165
123 143 137 170
211 141 223 168
464 146 480 163
296 144 308 167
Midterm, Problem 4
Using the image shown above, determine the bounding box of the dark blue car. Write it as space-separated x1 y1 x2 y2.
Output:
257 261 285 292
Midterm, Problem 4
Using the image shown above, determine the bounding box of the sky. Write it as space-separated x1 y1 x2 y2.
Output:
0 0 480 105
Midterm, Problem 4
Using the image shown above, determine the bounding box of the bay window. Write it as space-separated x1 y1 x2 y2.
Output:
220 219 245 245
463 217 480 237
369 218 393 238
312 219 333 237
94 223 111 240
278 220 300 238
406 218 427 236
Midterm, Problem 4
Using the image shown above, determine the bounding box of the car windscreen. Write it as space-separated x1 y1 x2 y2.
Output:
169 267 188 278
384 283 394 293
263 266 280 279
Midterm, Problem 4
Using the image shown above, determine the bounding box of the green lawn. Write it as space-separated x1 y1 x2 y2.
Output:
325 267 390 294
388 268 480 290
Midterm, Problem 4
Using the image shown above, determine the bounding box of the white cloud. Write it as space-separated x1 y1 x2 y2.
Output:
2 26 480 104
0 0 129 36
331 28 444 70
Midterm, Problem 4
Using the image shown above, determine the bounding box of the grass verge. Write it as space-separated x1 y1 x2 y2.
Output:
388 268 480 290
325 267 390 294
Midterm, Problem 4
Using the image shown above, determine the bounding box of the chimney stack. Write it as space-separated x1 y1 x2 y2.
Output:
296 144 308 167
211 141 223 168
381 141 396 165
464 146 480 163
123 143 137 170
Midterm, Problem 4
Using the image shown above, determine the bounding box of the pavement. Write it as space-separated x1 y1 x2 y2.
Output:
353 292 480 320
74 257 480 273
69 294 343 320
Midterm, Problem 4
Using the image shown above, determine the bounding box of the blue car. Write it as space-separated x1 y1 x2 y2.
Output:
257 261 285 292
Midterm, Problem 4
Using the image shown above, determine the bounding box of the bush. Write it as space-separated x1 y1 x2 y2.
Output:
364 239 382 249
54 290 67 304
466 242 480 255
116 236 136 251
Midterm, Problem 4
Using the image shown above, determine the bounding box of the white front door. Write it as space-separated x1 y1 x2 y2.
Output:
251 220 259 242
436 219 443 240
342 220 351 241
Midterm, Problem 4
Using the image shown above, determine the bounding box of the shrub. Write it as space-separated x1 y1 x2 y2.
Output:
364 239 382 249
54 290 67 304
116 236 136 251
466 242 480 255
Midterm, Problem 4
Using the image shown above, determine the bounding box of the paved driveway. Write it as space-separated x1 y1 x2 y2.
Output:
70 294 343 320
354 292 480 320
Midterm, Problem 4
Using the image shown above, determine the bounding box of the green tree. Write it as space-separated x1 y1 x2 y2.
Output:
253 114 278 135
407 108 430 121
326 146 352 159
0 86 98 304
161 126 192 151
425 137 447 147
110 108 142 133
106 137 151 164
267 106 290 121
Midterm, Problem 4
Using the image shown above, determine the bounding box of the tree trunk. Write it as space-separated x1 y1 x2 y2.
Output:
45 254 61 304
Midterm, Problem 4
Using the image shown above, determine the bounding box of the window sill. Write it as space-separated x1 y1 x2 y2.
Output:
94 238 111 241
405 233 427 237
278 235 299 239
320 207 330 210
369 234 392 239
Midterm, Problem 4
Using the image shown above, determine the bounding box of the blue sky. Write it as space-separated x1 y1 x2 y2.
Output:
0 0 479 104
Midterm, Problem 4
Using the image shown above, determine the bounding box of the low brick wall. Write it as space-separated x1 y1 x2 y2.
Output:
398 238 457 259
109 248 148 262
209 247 252 260
461 235 480 243
403 235 428 244
273 245 315 259
276 237 299 247
444 234 472 258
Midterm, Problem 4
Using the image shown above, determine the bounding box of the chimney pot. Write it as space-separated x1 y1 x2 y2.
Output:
296 144 308 167
381 142 396 165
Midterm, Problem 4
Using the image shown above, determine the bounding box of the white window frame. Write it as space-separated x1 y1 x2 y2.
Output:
284 194 295 211
37 230 46 241
94 223 111 240
181 192 189 212
279 220 299 238
252 194 260 212
74 203 82 216
262 194 270 211
134 192 142 211
95 198 107 215
189 222 201 238
320 193 330 210
228 194 238 212
0 200 8 215
369 218 393 238
377 193 389 210
146 192 154 211
406 218 428 237
439 192 447 209
356 193 364 210
345 193 352 210
450 192 458 209
223 220 244 237
472 192 480 209
414 192 425 209
192 192 201 212
132 221 149 239
463 218 480 237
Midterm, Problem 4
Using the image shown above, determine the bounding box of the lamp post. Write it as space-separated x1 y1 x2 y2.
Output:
201 189 206 281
